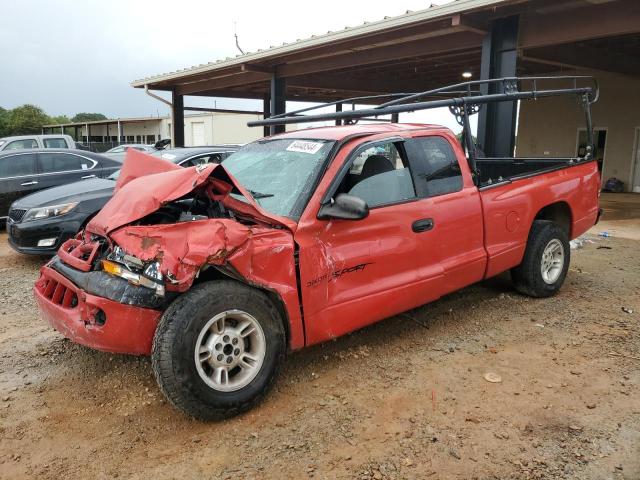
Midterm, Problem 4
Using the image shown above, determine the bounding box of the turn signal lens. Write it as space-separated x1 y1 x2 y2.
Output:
101 259 165 296
101 260 122 276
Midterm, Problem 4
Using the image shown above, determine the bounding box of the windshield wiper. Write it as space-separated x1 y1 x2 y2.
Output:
247 189 274 199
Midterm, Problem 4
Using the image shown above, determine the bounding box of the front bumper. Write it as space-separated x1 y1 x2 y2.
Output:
6 212 86 255
34 263 162 355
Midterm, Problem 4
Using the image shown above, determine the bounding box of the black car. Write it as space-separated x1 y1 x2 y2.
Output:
6 146 238 255
0 149 121 226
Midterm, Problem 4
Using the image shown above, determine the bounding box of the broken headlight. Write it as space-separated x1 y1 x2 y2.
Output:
102 247 165 296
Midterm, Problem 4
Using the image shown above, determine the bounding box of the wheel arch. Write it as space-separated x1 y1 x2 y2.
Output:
533 201 573 237
194 266 292 351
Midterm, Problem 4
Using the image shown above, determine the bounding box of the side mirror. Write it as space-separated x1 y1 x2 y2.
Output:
154 138 171 150
318 193 369 220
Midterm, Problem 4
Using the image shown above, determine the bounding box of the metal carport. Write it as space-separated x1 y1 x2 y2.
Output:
132 0 640 181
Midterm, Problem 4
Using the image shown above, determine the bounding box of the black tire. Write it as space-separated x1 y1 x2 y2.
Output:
511 220 570 298
151 280 285 421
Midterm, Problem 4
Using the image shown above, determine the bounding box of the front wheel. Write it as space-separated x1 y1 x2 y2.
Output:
511 220 570 298
151 280 285 421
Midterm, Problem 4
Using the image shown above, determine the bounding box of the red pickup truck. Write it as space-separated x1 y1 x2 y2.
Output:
34 77 601 420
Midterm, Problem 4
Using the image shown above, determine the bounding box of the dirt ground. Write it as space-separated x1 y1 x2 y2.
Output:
0 193 639 480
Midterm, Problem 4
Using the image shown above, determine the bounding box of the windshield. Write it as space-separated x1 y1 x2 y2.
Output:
223 138 335 218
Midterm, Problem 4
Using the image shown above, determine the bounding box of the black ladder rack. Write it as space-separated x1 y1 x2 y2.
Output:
247 76 599 178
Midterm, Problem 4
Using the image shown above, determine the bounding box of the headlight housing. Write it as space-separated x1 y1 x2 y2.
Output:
22 202 78 222
102 248 165 297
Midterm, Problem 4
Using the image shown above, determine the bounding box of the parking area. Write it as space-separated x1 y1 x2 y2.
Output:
0 193 638 480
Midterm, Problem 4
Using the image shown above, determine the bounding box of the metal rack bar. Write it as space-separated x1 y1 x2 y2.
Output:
248 76 598 128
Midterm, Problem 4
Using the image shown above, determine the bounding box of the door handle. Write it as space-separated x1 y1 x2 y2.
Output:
20 181 38 186
412 218 434 233
81 174 96 179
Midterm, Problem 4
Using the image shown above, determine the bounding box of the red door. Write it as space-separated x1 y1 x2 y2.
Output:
295 138 445 346
403 135 486 293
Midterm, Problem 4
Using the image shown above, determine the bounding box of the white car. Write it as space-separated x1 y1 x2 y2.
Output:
0 134 77 151
104 144 157 161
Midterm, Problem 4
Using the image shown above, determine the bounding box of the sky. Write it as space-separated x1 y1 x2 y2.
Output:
0 0 471 132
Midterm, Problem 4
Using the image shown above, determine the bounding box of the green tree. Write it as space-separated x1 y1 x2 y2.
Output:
48 114 71 124
7 104 50 135
71 112 107 122
0 107 9 137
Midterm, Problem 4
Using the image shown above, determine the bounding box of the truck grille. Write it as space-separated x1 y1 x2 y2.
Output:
8 208 27 223
38 274 79 309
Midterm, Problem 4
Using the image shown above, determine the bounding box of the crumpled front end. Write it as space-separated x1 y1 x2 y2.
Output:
34 262 161 355
34 151 304 355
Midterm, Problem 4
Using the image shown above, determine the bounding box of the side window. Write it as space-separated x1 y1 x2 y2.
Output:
337 141 416 208
0 154 37 178
43 138 68 148
413 137 462 197
181 154 223 168
6 139 38 150
39 153 91 173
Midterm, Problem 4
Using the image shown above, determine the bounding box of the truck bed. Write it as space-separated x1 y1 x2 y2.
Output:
476 157 575 186
477 159 601 279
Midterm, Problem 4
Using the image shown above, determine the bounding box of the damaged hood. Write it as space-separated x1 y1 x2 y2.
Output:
87 150 295 236
114 148 182 191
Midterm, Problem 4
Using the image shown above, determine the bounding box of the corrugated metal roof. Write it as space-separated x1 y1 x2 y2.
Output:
43 111 263 128
131 0 509 87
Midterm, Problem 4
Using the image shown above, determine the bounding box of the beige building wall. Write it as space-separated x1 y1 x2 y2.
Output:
516 70 640 192
80 120 163 142
77 111 298 147
165 112 265 146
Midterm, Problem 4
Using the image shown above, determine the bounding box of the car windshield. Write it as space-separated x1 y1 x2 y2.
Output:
223 138 335 218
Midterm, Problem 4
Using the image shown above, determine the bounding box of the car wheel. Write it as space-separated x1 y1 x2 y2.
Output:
151 280 285 421
511 220 570 298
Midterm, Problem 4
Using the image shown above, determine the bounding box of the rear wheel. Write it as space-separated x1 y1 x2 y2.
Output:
152 280 285 420
511 220 570 298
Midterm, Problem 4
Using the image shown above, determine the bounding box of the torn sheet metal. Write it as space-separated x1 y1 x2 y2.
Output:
108 220 305 348
87 152 296 236
109 219 252 291
115 148 182 191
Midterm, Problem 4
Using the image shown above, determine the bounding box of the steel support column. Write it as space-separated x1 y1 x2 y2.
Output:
391 113 399 123
477 15 519 158
172 88 185 147
335 103 342 126
263 95 271 137
270 76 286 135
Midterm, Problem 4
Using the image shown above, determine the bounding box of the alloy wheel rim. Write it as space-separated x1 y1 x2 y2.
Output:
194 310 266 392
541 239 565 284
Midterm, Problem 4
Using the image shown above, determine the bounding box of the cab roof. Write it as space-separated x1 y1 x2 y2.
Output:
271 123 445 141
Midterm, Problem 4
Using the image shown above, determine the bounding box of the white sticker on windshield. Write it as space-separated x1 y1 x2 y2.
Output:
286 140 324 155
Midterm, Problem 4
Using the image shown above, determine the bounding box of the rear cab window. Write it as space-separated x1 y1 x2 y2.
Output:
406 136 463 197
43 138 68 148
